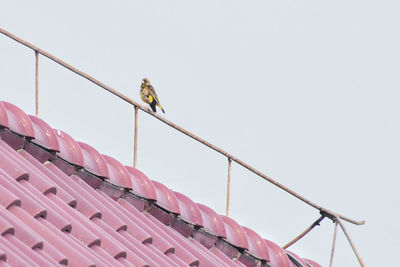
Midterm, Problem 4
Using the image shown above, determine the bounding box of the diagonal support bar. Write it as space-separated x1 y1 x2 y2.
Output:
337 218 365 267
283 215 326 249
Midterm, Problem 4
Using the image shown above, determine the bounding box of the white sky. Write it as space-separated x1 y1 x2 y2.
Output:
1 1 399 266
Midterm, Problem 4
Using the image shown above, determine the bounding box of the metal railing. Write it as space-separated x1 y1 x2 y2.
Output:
0 26 365 266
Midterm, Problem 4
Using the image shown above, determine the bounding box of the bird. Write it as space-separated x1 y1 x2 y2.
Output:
140 78 165 113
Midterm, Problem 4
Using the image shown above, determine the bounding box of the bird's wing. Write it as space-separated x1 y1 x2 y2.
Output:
147 85 161 103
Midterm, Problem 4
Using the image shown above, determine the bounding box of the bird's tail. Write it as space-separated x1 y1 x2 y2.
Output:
157 103 165 113
150 101 157 112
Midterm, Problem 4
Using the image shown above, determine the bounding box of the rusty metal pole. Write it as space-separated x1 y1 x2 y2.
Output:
329 220 338 267
337 219 365 267
283 215 325 249
133 106 138 168
0 26 365 227
35 51 39 116
226 158 232 216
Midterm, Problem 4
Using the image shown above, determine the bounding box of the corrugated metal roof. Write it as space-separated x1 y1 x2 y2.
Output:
0 100 322 267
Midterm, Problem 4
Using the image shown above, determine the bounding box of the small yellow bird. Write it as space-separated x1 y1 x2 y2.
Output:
140 78 165 113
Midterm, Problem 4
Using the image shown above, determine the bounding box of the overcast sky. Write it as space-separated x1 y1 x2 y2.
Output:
1 1 399 266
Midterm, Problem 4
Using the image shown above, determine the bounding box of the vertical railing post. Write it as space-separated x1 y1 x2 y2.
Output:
226 158 232 216
133 106 139 168
337 218 365 267
329 220 338 267
35 51 39 116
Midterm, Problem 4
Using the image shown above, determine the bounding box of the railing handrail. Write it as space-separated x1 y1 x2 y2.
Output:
1 26 367 266
0 26 365 226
